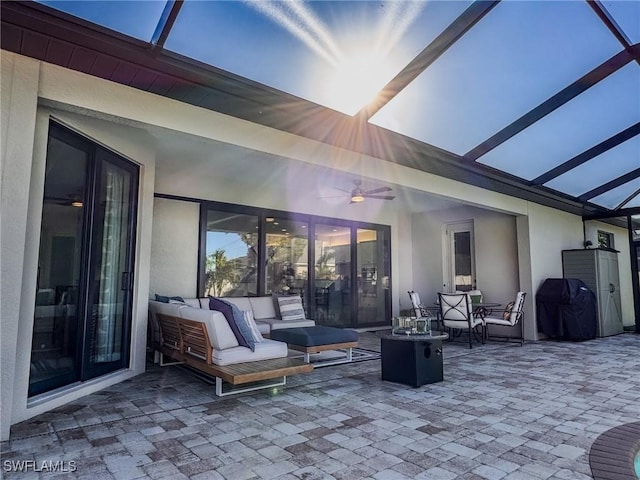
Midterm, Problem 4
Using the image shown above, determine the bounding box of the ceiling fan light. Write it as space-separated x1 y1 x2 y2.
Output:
351 194 365 203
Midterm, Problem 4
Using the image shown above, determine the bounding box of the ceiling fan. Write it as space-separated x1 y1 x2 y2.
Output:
332 180 396 204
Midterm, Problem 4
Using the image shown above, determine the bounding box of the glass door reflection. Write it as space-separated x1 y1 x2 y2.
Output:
357 228 390 326
265 217 309 310
314 224 351 326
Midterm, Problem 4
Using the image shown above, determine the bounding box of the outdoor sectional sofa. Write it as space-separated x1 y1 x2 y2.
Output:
147 296 315 395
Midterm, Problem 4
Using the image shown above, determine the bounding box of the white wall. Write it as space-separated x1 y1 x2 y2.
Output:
411 206 519 308
1 52 157 439
524 203 585 339
409 203 604 341
1 53 40 441
150 198 200 298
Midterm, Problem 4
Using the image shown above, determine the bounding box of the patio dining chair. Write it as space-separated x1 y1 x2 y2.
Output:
438 292 483 349
408 290 439 329
467 289 483 305
482 291 526 346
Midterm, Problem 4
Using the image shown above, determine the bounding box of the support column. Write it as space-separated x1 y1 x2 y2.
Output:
0 53 40 441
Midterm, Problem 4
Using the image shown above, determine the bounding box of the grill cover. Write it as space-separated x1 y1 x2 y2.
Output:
536 278 597 341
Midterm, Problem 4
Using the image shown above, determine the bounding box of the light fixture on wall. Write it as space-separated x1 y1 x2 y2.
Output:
71 200 83 208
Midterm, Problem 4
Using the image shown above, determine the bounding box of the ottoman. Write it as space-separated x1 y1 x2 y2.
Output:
270 326 359 366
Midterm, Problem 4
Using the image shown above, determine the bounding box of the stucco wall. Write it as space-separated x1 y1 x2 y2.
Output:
150 198 200 298
524 203 585 339
1 52 40 441
410 206 519 310
1 52 158 438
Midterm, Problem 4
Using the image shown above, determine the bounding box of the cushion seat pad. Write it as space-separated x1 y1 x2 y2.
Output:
270 326 358 348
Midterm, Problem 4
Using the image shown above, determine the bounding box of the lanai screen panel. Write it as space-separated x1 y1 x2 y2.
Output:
38 0 166 42
603 0 640 44
478 64 640 180
369 0 622 155
163 0 471 115
591 182 640 210
545 136 640 199
28 0 639 211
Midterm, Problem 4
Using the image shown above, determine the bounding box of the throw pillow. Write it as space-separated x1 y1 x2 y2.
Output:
208 297 254 350
277 295 306 321
243 310 264 343
502 301 515 320
271 293 286 318
155 294 185 303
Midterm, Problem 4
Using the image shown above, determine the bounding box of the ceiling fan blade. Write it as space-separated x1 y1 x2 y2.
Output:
317 194 351 199
364 186 392 195
363 194 396 200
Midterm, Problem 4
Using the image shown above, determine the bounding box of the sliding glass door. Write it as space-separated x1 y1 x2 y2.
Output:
199 204 391 328
356 228 390 327
83 152 138 379
29 123 138 396
314 224 352 326
30 133 88 394
265 217 309 304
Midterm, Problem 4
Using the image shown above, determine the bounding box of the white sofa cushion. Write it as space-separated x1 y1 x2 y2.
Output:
223 297 253 312
255 321 271 334
148 301 183 346
212 339 287 366
249 297 277 320
177 305 239 350
152 296 314 340
183 298 200 308
262 318 316 330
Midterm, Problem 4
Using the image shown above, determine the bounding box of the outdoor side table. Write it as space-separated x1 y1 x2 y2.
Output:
379 332 448 387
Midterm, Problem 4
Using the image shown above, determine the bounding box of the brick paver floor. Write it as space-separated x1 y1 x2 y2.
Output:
2 332 639 479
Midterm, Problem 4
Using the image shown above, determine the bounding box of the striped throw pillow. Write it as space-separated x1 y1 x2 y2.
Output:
277 295 306 321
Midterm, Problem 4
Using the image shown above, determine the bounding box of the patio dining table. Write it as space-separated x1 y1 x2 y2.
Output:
472 302 501 319
432 301 502 321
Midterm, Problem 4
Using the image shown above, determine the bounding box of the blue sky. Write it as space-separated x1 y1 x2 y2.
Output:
39 1 640 209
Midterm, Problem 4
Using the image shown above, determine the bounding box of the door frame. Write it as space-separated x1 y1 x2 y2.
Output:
29 122 139 397
443 220 476 293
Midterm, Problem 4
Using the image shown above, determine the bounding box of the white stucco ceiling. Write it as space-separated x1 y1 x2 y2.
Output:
151 128 468 215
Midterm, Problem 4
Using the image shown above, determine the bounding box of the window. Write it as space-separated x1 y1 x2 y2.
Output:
204 210 259 297
597 230 614 250
265 217 309 300
632 215 640 242
199 202 391 328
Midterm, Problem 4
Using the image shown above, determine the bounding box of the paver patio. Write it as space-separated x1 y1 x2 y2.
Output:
2 332 639 479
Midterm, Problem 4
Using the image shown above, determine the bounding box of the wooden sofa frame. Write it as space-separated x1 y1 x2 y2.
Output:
156 313 313 396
